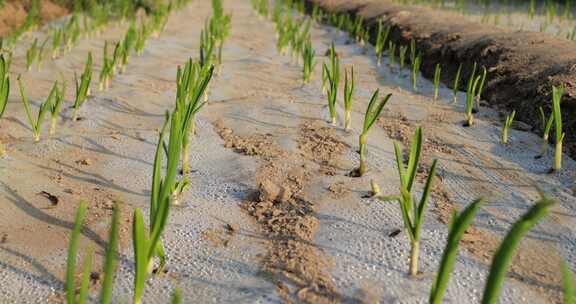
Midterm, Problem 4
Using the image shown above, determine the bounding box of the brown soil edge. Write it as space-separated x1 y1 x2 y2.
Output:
302 0 576 158
0 0 69 38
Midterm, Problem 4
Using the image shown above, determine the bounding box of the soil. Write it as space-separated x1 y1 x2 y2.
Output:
215 120 341 303
297 123 348 170
0 0 69 38
303 0 576 159
1 0 576 303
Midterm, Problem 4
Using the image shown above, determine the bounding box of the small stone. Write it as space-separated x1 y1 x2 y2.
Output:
259 180 281 202
225 223 239 232
221 128 232 135
90 272 100 284
76 158 92 166
297 287 310 300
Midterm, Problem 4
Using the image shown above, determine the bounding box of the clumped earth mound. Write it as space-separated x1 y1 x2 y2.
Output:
0 0 69 37
304 0 576 157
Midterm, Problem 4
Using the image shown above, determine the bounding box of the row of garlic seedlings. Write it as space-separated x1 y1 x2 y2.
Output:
253 0 574 303
65 0 230 303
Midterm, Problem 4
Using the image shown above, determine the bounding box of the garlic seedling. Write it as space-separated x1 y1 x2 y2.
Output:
211 0 232 69
324 63 338 125
72 52 93 122
352 15 364 43
52 27 62 59
409 39 416 66
135 23 149 56
323 43 340 125
399 45 407 71
552 85 565 171
481 195 554 304
357 90 391 176
176 60 214 174
379 128 437 276
501 110 516 144
0 54 10 118
293 21 311 63
361 30 370 51
411 54 422 92
311 4 321 23
111 42 123 76
133 110 183 304
475 66 487 111
199 22 216 70
49 80 65 136
537 106 554 158
171 289 183 304
99 41 112 91
388 41 396 70
528 0 536 19
36 37 49 71
464 65 481 127
26 38 38 71
0 54 9 156
433 63 441 101
171 177 190 206
302 38 316 84
272 1 284 24
100 202 120 304
18 75 50 142
63 16 79 55
430 198 484 304
65 201 91 304
562 261 575 304
343 66 355 130
275 15 293 55
121 23 137 73
66 201 120 304
370 179 381 197
374 21 390 66
452 63 462 103
336 14 345 33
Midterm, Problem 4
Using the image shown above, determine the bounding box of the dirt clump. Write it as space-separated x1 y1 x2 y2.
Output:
201 227 235 247
327 182 351 198
424 136 454 155
247 163 339 303
297 122 347 174
75 158 92 166
377 113 412 145
215 121 341 303
213 119 286 159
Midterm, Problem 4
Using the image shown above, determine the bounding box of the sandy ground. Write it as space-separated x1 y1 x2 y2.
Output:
0 0 575 303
